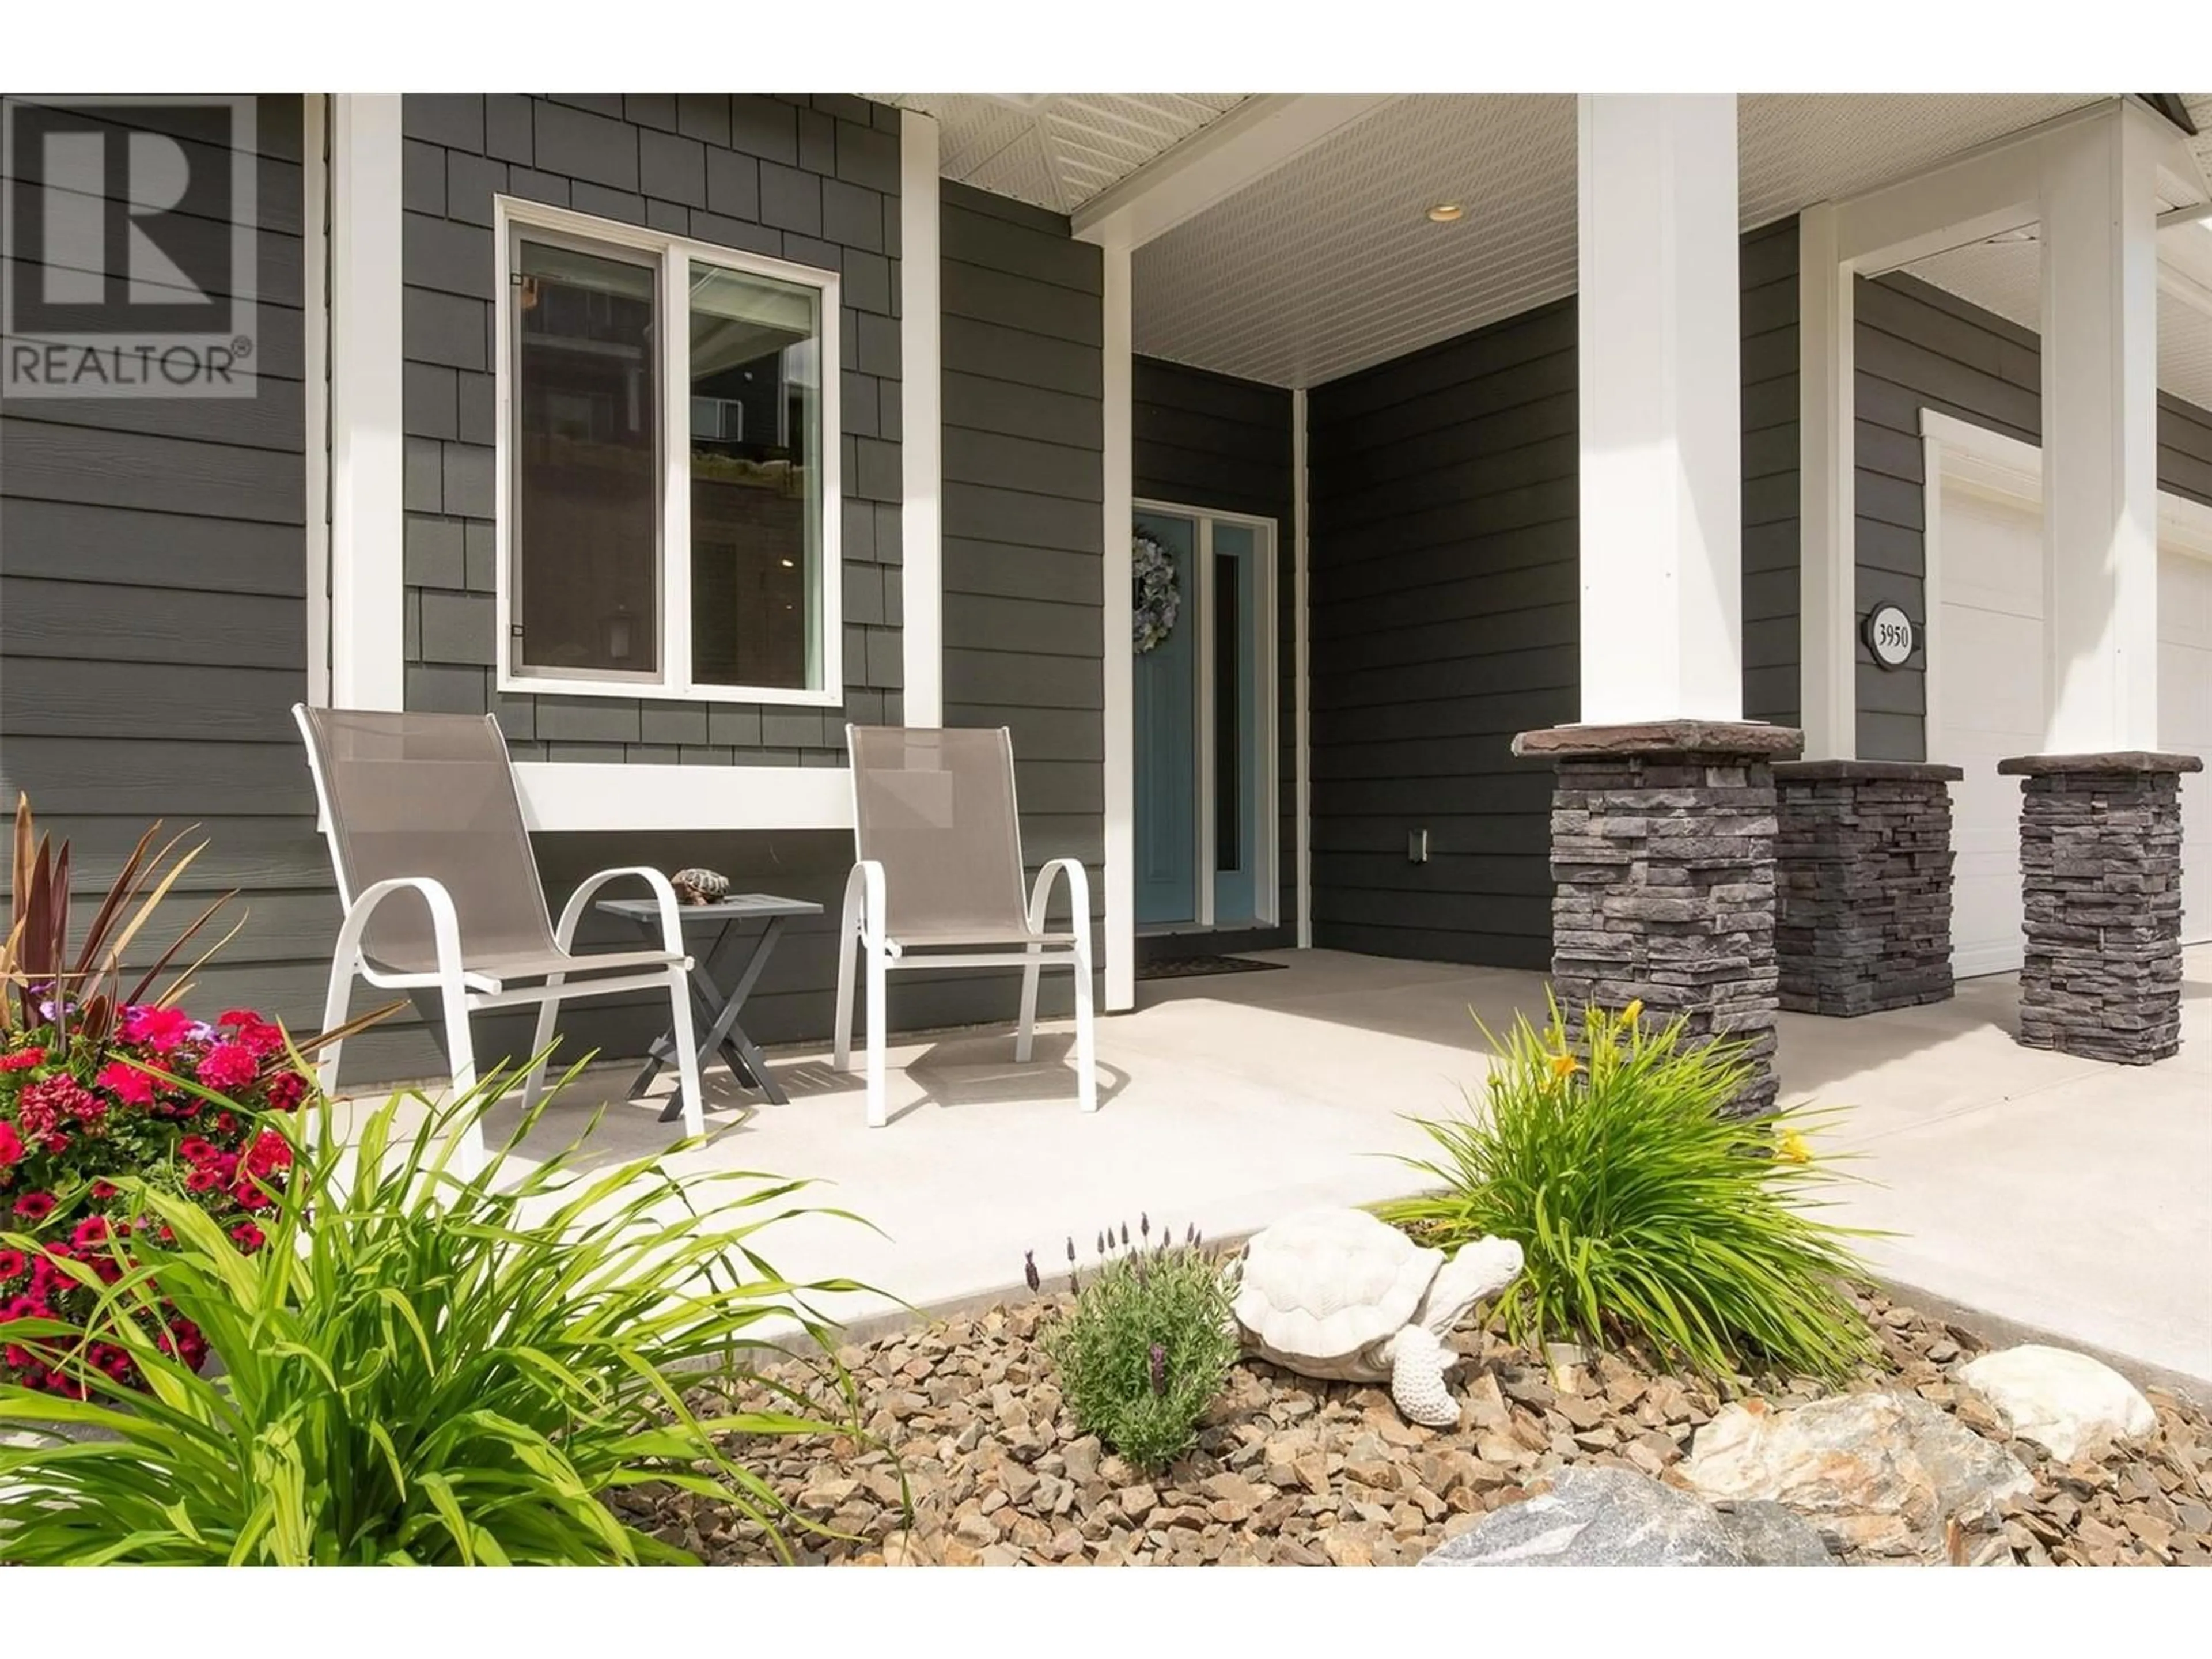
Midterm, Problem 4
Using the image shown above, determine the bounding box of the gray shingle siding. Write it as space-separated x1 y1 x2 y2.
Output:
1304 219 1805 972
0 96 337 1047
1851 271 2212 761
1132 355 1297 956
398 94 903 766
940 181 1105 1007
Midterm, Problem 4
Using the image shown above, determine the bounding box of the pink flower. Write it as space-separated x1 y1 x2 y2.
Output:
120 1005 195 1053
195 1041 258 1092
12 1191 55 1222
0 1047 46 1074
95 1059 157 1108
0 1122 21 1169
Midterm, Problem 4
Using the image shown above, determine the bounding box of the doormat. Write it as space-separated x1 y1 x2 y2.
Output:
1135 954 1290 982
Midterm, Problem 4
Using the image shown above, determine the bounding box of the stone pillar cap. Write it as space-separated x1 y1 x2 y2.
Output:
1512 720 1804 760
1996 751 2205 776
1773 759 1965 782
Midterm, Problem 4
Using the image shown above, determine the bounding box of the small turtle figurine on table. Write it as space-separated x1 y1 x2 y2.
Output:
669 867 730 906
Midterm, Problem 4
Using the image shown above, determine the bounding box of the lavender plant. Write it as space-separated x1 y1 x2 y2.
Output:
1032 1221 1238 1474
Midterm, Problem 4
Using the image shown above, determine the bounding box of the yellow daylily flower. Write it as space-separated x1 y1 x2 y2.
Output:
1621 998 1644 1025
1548 1052 1581 1081
1776 1128 1813 1165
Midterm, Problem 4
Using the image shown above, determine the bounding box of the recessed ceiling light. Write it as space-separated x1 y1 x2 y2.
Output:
1426 203 1465 224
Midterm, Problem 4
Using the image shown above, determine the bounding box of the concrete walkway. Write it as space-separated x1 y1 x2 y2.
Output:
478 945 2212 1391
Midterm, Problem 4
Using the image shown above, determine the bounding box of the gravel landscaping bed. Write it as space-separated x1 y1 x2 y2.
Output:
615 1289 2212 1567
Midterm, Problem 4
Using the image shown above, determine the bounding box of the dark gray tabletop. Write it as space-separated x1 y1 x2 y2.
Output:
596 892 823 925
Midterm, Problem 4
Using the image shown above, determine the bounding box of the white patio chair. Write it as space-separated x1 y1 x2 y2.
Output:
834 725 1097 1127
293 705 704 1172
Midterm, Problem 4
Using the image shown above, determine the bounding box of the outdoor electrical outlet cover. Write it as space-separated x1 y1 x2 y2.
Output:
1408 829 1430 863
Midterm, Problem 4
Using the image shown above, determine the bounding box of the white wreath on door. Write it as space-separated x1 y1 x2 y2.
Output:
1132 528 1181 654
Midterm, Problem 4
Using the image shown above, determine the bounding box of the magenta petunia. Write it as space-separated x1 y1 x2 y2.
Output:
119 1005 195 1054
194 1041 259 1092
96 1059 158 1108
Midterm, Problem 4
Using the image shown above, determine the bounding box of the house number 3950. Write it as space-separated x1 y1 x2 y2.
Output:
1864 603 1915 669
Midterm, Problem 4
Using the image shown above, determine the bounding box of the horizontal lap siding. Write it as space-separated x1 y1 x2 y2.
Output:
1853 271 2212 760
1132 356 1296 956
1306 298 1576 972
938 182 1104 1012
1305 221 1804 971
0 99 376 1063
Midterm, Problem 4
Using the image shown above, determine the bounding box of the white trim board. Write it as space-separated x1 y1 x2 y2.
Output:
1292 386 1313 951
1100 236 1137 1012
327 93 405 712
510 764 849 832
302 93 331 710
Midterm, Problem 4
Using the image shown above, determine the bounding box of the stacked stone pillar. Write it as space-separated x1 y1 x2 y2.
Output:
1999 752 2203 1065
1771 761 1963 1017
1514 721 1804 1117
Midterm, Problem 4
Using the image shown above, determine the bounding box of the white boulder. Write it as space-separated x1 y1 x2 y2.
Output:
1955 1344 2156 1463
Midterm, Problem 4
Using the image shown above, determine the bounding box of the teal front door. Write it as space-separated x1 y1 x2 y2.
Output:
1132 506 1276 932
1134 510 1198 925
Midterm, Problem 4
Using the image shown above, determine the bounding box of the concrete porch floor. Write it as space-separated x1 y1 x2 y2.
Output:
474 945 2212 1392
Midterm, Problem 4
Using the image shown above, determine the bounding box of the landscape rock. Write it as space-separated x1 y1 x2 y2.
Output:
1418 1467 1752 1566
1680 1392 2033 1560
1710 1499 1837 1566
1955 1345 2157 1463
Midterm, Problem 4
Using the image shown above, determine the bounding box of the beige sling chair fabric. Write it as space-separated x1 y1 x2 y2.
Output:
294 706 704 1169
836 726 1097 1126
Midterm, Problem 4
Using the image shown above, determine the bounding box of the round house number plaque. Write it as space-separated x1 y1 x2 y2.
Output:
1864 603 1915 669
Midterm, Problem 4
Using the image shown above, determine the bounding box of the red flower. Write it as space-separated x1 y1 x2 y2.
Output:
263 1069 309 1112
0 1047 46 1073
183 1163 224 1195
120 1005 195 1053
12 1192 55 1222
89 1180 117 1200
70 1215 111 1250
95 1059 157 1108
229 1221 265 1254
177 1137 218 1165
0 1250 26 1281
0 1122 22 1169
195 1041 258 1092
244 1130 293 1177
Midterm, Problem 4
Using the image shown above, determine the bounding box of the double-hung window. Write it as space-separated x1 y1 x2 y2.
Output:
495 199 840 703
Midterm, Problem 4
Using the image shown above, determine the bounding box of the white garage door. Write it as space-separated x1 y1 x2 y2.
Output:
1934 489 2045 978
2164 546 2212 946
1935 482 2212 975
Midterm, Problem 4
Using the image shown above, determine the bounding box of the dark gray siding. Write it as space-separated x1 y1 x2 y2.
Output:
0 96 329 1039
1131 355 1296 957
1306 298 1575 969
397 93 904 764
1851 271 2212 760
1741 217 1801 725
939 181 1105 1005
1304 221 1805 971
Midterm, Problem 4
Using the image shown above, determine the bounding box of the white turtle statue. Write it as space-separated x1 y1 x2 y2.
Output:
1233 1207 1524 1427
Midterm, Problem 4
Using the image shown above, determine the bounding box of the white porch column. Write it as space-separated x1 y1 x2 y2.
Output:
1795 203 1857 757
327 94 406 712
2039 105 2164 753
1100 234 1136 1013
1575 94 1744 724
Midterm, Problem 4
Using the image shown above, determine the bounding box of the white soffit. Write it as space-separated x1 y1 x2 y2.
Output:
874 93 1248 214
1134 93 2112 389
1904 228 2212 417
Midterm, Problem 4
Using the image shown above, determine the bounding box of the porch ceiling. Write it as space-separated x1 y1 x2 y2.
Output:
873 93 1250 214
1127 93 2128 389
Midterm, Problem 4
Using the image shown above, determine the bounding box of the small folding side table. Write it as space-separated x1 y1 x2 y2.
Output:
594 891 823 1119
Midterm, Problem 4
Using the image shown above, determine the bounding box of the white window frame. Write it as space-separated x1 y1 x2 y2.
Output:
492 196 842 707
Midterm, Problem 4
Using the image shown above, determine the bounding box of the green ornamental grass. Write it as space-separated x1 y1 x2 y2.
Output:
0 1058 877 1565
1037 1221 1238 1474
1376 997 1880 1385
